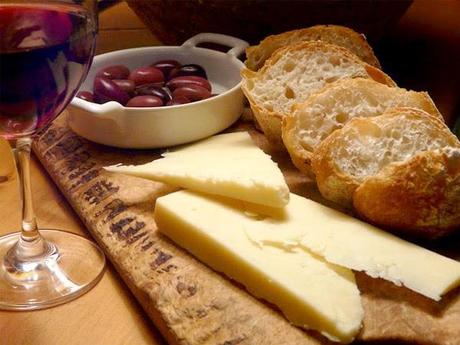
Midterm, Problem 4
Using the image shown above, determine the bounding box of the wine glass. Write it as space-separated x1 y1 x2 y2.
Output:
0 0 105 310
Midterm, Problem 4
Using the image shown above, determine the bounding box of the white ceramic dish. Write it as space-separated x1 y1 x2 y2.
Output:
68 33 248 148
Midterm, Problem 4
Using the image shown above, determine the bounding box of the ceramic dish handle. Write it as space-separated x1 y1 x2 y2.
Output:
182 33 249 58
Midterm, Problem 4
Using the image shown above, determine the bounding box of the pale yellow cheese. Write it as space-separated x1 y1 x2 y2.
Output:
154 190 364 343
105 132 289 207
246 193 460 301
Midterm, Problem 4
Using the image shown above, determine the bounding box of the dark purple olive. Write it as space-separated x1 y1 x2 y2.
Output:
166 96 191 106
77 91 94 102
151 60 181 79
169 64 207 80
161 86 172 101
129 66 164 86
96 65 130 80
166 76 211 92
135 84 172 102
93 77 130 105
126 95 163 107
172 85 211 102
112 79 136 95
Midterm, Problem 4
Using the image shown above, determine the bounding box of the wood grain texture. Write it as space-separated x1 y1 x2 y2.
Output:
95 1 161 55
0 136 165 345
31 113 460 345
1 1 459 344
0 3 165 345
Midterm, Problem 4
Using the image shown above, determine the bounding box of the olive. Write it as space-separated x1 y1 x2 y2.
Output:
129 66 164 86
166 76 211 92
112 79 136 95
152 60 181 79
91 61 211 107
166 96 191 106
172 85 211 102
77 91 94 102
126 95 163 107
93 77 130 105
135 84 172 102
169 64 207 80
96 65 130 80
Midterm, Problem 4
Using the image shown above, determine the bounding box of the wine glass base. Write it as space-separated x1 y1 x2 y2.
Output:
0 229 106 311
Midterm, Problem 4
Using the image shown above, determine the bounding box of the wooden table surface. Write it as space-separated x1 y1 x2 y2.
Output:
0 1 459 344
0 3 165 345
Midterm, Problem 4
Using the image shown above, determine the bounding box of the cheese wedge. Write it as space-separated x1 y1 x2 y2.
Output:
155 190 363 343
105 132 289 207
245 193 460 301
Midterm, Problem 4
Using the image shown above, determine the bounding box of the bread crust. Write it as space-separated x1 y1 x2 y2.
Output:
282 109 316 176
311 107 460 208
353 148 460 239
241 41 395 147
282 78 443 175
245 24 381 70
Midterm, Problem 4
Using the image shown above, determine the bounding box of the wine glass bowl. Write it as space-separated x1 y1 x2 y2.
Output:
0 1 96 139
0 0 105 311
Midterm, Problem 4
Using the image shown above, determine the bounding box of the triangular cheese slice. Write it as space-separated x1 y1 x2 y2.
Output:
246 193 460 301
155 190 363 343
105 132 289 207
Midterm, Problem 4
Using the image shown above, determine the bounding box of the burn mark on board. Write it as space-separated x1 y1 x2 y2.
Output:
195 308 207 318
69 169 99 190
151 248 178 274
60 151 91 176
39 126 67 146
141 240 155 251
151 249 173 269
176 281 197 297
158 264 177 274
83 180 119 205
68 161 97 180
128 231 148 245
220 336 247 345
94 199 128 223
45 134 84 161
110 216 147 244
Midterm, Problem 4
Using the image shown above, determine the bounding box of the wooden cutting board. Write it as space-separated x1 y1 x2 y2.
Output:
33 113 460 345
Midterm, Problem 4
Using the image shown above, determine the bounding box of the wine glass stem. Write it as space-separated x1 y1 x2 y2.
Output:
11 137 47 259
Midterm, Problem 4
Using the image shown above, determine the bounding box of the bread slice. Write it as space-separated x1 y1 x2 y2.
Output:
311 107 460 207
353 147 460 239
245 25 381 71
241 41 395 146
283 78 443 174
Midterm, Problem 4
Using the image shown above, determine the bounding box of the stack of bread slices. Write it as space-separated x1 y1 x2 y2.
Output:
241 25 460 239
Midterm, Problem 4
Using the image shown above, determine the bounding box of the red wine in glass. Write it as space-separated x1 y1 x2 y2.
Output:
0 3 95 139
0 1 105 311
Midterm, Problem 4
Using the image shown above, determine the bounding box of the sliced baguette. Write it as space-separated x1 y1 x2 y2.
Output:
311 107 460 207
283 78 443 174
353 147 460 239
245 25 381 71
241 41 395 146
